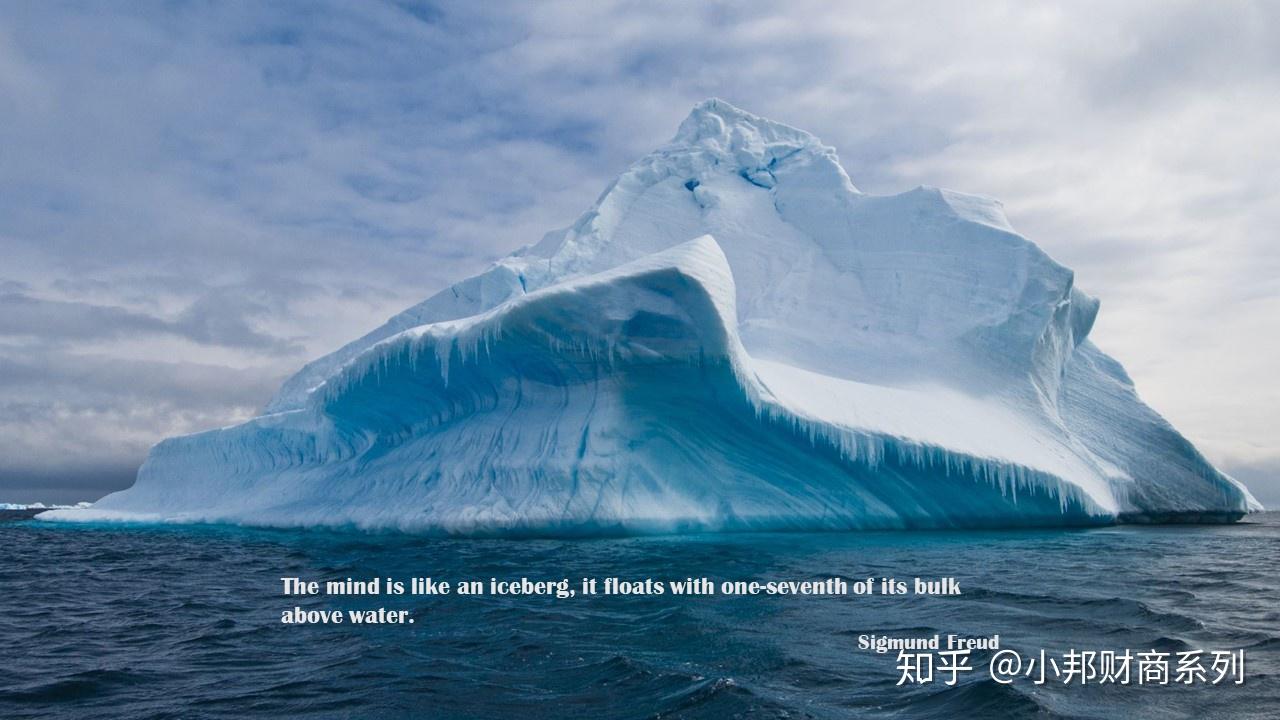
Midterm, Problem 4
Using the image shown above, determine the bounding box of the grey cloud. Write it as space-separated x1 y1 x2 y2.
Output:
1222 459 1280 508
0 350 285 503
0 291 300 354
1080 0 1280 107
0 465 139 505
1 292 172 340
0 352 282 409
172 291 302 355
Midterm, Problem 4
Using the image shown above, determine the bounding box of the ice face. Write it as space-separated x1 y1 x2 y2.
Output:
40 100 1260 532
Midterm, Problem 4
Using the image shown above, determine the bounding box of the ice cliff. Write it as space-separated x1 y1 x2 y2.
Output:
42 99 1260 532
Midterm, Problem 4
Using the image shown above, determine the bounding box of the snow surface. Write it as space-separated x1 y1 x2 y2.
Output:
41 99 1260 532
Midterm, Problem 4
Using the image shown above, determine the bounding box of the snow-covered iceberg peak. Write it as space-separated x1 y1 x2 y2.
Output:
669 96 859 195
535 98 1100 412
42 100 1259 532
270 100 1097 416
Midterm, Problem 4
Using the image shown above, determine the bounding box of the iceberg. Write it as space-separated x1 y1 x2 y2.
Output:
41 100 1260 532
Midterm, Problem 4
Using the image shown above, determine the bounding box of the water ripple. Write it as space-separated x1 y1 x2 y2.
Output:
1 514 1277 718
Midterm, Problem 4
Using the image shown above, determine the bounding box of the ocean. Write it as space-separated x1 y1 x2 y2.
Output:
2 512 1276 719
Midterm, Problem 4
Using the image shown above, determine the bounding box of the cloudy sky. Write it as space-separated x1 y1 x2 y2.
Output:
1 0 1276 504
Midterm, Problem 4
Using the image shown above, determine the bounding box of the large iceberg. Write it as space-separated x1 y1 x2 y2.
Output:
43 100 1260 532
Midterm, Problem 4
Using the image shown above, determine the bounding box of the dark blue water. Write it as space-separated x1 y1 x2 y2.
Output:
2 514 1276 719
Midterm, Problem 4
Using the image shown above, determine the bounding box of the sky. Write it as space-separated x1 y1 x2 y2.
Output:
1 0 1276 504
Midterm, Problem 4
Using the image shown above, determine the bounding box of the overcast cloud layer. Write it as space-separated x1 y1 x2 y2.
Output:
1 1 1276 504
